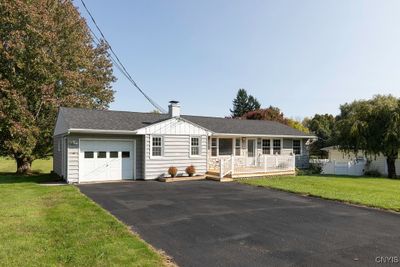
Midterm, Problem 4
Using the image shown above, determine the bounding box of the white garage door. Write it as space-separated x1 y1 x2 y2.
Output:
79 140 135 182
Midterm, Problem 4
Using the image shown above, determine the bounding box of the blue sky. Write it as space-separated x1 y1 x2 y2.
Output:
74 0 400 119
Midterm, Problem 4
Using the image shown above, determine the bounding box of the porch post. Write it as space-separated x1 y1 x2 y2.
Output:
231 154 234 175
292 155 296 170
220 159 224 178
264 155 267 173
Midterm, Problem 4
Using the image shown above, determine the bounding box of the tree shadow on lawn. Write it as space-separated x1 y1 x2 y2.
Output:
0 172 62 184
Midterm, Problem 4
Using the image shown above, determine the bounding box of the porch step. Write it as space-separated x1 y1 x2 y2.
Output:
205 171 220 176
158 175 206 183
205 172 233 182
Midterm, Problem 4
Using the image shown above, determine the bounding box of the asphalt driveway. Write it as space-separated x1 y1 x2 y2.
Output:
78 181 400 267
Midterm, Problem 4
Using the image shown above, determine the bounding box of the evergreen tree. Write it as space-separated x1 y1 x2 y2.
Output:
247 95 261 111
230 89 261 117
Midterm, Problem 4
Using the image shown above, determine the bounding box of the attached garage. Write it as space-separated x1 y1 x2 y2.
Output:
79 140 136 183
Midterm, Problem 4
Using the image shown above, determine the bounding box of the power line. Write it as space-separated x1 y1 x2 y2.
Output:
80 0 166 113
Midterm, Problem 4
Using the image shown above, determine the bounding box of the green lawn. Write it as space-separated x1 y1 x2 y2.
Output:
239 175 400 212
0 158 167 266
0 157 53 173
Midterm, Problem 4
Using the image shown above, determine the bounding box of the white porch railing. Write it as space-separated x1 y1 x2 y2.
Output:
218 154 296 178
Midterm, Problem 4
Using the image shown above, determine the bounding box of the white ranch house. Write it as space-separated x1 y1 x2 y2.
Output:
53 101 316 183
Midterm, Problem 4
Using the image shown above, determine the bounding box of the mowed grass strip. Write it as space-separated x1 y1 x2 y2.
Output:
0 157 53 173
239 175 400 212
0 173 166 267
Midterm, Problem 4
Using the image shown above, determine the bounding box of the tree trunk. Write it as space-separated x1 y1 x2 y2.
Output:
386 156 397 179
16 157 32 174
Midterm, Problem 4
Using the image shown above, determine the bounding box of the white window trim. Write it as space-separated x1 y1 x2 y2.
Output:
234 138 241 156
261 139 271 155
150 135 164 158
273 139 282 155
293 139 302 155
190 136 201 157
211 137 236 157
246 138 257 158
211 137 219 157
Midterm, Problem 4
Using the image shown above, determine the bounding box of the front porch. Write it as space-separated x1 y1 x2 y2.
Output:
206 154 296 179
205 135 304 180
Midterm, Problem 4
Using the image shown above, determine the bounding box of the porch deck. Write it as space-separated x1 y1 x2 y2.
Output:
207 155 296 180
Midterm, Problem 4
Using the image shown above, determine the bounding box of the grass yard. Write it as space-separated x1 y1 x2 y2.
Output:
0 157 167 266
0 157 53 173
239 175 400 212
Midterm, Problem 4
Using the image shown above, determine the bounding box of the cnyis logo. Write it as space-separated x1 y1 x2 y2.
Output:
375 256 400 264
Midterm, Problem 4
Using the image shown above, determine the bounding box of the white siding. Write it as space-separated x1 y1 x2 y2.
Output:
136 117 210 135
144 134 207 179
67 136 79 183
368 154 400 176
64 134 144 183
327 149 400 176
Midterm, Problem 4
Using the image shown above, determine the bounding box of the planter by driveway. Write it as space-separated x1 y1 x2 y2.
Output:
79 181 400 267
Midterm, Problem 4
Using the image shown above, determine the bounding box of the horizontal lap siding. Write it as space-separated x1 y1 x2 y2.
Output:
66 134 144 182
67 136 79 183
367 155 400 176
145 135 207 179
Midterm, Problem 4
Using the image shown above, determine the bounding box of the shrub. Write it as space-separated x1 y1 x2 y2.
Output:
185 165 196 177
296 164 321 176
168 166 178 177
364 169 382 177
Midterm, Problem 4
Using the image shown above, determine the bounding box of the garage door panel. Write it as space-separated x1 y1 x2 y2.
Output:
79 140 135 182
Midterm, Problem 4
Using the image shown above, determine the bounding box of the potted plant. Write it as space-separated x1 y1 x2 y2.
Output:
185 165 196 177
168 166 178 178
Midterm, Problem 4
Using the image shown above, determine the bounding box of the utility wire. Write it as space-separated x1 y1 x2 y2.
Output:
80 0 166 113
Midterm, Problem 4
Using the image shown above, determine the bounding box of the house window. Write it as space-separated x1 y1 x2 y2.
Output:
273 139 281 155
191 137 200 156
235 138 241 156
293 140 301 155
211 138 217 156
152 136 163 157
110 151 118 158
219 138 233 156
97 151 106 158
84 151 94 158
262 139 271 154
57 141 61 152
122 151 130 158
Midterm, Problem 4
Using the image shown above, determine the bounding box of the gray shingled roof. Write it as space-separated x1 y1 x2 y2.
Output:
60 107 314 137
182 115 314 136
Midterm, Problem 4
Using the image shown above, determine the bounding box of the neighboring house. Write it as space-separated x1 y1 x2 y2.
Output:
53 101 316 183
321 146 400 176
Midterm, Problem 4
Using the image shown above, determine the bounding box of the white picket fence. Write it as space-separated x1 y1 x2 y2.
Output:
321 160 366 176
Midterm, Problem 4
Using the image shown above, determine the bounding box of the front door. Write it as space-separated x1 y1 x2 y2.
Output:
247 139 256 166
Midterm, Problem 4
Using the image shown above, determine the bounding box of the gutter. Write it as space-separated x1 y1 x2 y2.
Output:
68 128 138 135
212 133 317 139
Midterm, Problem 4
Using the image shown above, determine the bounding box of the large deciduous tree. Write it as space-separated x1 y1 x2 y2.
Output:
230 89 261 117
336 95 400 178
0 0 115 173
243 106 287 123
242 106 310 133
304 114 337 157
